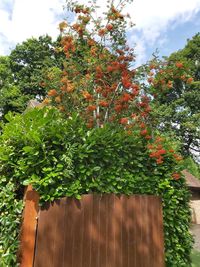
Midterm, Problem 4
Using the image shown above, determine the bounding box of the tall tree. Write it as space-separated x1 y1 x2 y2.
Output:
9 35 62 99
150 33 200 161
0 35 64 121
0 56 28 121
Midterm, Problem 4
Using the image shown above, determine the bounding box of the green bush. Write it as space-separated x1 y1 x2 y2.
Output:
0 108 193 266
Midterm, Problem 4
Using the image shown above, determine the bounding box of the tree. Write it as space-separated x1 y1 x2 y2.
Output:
0 56 28 121
9 35 63 99
0 35 65 121
0 0 194 266
149 34 200 161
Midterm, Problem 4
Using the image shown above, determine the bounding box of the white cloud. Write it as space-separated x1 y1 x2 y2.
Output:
0 0 66 54
128 0 200 63
0 0 200 61
132 0 200 45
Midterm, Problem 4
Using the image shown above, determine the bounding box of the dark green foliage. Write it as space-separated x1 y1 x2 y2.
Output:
0 108 193 266
0 56 28 121
182 157 200 179
153 33 200 161
0 177 23 267
9 35 62 98
0 35 64 122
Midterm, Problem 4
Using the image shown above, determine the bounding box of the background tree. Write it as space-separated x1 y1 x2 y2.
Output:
9 35 63 99
149 33 200 164
0 56 28 121
0 35 65 121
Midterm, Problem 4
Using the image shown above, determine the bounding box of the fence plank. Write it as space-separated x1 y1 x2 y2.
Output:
19 185 39 267
33 194 165 267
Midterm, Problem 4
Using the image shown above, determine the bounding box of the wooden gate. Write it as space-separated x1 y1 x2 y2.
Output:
32 194 164 267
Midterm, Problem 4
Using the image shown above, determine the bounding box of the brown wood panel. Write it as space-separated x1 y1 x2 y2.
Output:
19 185 39 267
33 194 165 267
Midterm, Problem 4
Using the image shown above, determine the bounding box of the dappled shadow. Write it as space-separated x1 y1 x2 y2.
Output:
33 194 164 267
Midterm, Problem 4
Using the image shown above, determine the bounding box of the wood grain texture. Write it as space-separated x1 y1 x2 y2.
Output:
33 194 165 267
19 185 39 267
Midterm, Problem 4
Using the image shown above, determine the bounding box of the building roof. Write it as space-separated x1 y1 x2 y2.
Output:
182 169 200 189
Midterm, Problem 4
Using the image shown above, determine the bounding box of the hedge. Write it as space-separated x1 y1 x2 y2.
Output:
0 107 193 266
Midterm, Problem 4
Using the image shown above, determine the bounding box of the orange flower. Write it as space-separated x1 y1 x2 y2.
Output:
157 149 166 155
87 105 96 112
48 89 57 96
147 144 154 150
149 64 156 70
95 87 102 93
107 66 113 72
156 157 163 164
66 83 74 93
173 154 183 161
145 135 152 140
55 96 61 103
145 106 151 113
149 152 156 158
122 93 132 102
126 130 132 135
86 122 93 128
139 122 146 129
148 77 153 84
82 91 93 100
98 28 106 36
116 49 124 55
175 62 183 68
140 129 148 136
181 75 186 81
58 106 65 112
61 85 67 92
120 117 128 124
172 173 181 180
61 77 68 84
114 104 123 113
132 83 139 91
122 77 131 88
155 137 164 143
99 100 109 107
167 81 173 88
131 113 137 118
90 46 97 56
187 77 193 84
87 39 95 46
74 6 81 13
106 24 113 31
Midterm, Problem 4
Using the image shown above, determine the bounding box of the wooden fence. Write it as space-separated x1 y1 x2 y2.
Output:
19 185 39 267
20 192 165 267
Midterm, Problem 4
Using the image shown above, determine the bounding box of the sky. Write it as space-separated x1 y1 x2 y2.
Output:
0 0 200 65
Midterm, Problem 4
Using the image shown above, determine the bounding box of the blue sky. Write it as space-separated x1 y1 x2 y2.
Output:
0 0 200 65
131 8 200 65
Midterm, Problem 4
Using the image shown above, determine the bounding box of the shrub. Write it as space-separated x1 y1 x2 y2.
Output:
0 107 193 266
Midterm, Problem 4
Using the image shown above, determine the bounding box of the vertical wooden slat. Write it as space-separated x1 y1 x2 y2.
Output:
52 199 65 267
121 195 128 267
19 185 39 267
126 195 136 267
63 198 74 267
98 194 108 267
33 194 165 267
71 199 84 267
155 196 165 266
82 195 92 267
